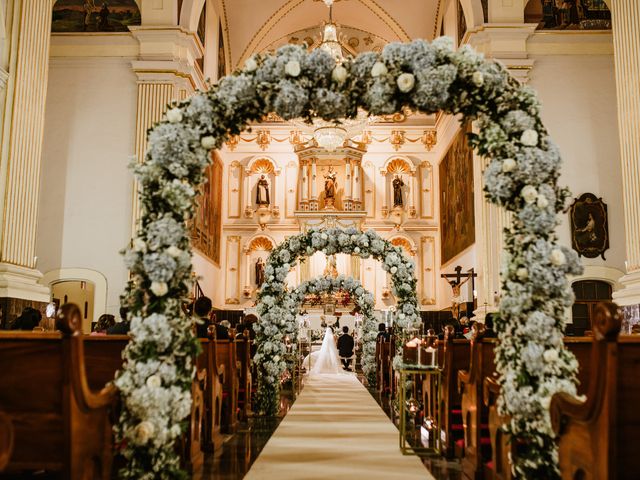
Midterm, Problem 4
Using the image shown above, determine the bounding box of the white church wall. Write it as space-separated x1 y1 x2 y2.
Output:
529 53 626 287
37 57 137 315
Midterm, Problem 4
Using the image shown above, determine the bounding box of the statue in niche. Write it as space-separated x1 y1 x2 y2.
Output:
256 175 270 206
324 166 337 208
393 174 405 207
255 257 265 287
323 254 339 278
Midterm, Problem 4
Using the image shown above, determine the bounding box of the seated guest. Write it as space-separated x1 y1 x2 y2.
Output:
235 323 247 339
215 316 229 340
337 326 355 371
193 296 213 338
107 306 130 335
376 323 390 341
91 314 115 335
12 307 42 331
484 313 497 338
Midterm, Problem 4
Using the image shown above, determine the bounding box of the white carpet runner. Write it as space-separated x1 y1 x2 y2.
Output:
244 374 434 479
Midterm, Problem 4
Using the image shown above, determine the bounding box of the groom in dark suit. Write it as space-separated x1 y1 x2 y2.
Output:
337 326 355 371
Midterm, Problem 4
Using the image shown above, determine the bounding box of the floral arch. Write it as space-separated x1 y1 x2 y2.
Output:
120 39 582 478
255 227 418 413
282 275 379 386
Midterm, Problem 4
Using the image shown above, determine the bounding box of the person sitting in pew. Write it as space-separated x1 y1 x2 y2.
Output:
376 323 390 341
217 320 230 340
235 323 247 339
107 306 130 335
11 307 41 331
194 296 214 338
484 313 497 338
91 314 115 335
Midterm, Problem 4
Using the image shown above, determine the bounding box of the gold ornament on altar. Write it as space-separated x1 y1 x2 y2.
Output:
323 254 339 278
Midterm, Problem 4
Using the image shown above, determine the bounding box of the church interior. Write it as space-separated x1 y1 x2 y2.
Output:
0 0 639 479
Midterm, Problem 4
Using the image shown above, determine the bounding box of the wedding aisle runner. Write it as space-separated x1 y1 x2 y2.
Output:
244 374 434 479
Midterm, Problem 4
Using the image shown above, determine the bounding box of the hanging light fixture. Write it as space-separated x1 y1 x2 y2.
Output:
291 0 372 151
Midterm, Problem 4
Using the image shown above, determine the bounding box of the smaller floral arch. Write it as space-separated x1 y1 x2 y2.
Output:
255 227 419 414
289 275 378 385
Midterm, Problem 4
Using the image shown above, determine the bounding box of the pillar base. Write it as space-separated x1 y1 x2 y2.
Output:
612 270 640 306
0 264 51 329
0 264 50 302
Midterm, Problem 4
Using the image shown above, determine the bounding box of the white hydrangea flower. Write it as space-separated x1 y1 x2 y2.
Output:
331 65 348 83
285 60 301 77
201 136 216 149
521 129 539 146
397 73 415 92
244 57 258 72
502 158 516 173
472 71 484 87
166 108 183 123
371 61 388 77
521 185 538 204
550 248 566 266
166 246 182 258
536 194 549 209
150 281 169 297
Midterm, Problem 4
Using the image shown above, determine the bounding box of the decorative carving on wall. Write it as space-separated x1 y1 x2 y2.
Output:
390 236 416 256
440 125 475 265
247 236 274 253
250 158 275 174
569 193 609 260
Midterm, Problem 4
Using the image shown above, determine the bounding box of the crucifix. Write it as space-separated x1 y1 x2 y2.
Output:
441 266 478 319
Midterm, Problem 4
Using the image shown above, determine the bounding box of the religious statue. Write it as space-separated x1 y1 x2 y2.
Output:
324 166 337 208
256 175 270 206
323 254 339 278
255 257 265 287
393 175 405 208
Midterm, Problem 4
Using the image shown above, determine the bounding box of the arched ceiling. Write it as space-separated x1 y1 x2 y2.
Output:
218 0 442 70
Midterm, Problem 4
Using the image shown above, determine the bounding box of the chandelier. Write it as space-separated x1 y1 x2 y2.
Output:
291 0 371 151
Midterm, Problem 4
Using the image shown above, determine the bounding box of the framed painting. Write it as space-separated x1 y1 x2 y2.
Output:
191 152 223 265
52 0 141 33
569 193 609 260
439 124 475 265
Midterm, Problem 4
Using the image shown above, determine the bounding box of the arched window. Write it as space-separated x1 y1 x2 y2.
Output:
571 280 612 335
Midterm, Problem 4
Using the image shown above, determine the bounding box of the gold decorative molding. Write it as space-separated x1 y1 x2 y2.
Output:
247 236 275 253
250 158 276 174
422 129 437 151
386 158 412 174
390 130 406 151
390 237 415 256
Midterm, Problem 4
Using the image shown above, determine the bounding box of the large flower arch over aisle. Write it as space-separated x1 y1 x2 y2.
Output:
276 274 378 386
256 231 416 410
119 38 582 479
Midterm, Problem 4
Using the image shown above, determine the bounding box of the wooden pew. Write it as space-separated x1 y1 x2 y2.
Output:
440 325 471 459
197 334 224 453
82 334 209 471
216 339 239 433
483 336 595 480
458 323 496 480
235 334 253 420
0 412 13 472
551 302 640 480
0 304 117 479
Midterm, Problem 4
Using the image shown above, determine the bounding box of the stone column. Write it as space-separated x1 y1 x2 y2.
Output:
0 0 54 320
352 162 361 208
300 160 308 209
344 160 352 211
611 0 640 326
310 159 318 211
271 171 279 217
244 169 253 217
381 169 389 217
243 250 252 297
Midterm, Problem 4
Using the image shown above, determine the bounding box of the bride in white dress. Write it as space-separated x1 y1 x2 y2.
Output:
303 327 346 375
